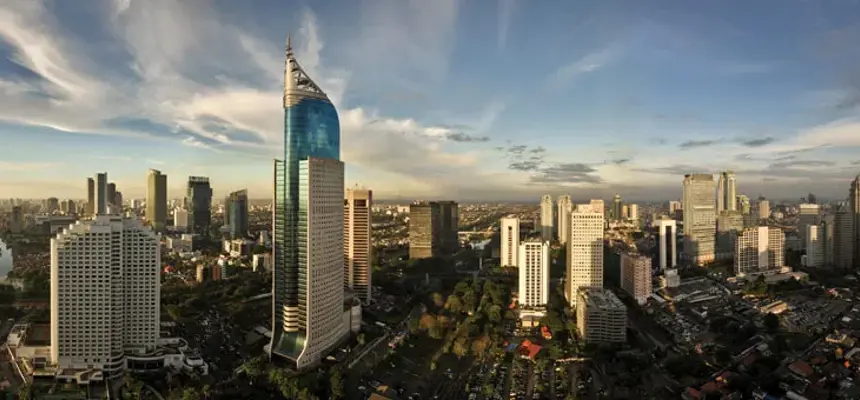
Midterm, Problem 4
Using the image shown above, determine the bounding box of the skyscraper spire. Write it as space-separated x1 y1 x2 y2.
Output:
282 32 327 107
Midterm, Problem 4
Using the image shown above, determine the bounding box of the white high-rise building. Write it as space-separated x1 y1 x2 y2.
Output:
621 252 652 305
668 201 682 214
173 208 189 231
566 199 604 308
804 224 824 268
344 188 373 304
500 216 520 267
540 195 554 242
50 216 160 375
682 174 717 266
758 199 770 220
557 195 573 245
735 226 784 275
627 203 639 222
654 218 677 270
517 240 549 307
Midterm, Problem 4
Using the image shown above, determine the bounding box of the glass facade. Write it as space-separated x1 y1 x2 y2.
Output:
273 96 340 359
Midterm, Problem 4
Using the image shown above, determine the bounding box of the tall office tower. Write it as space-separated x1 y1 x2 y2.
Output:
668 201 682 214
611 194 623 221
95 172 108 215
851 175 860 265
500 216 520 267
173 208 189 231
627 203 639 222
344 188 372 303
46 197 59 214
797 203 821 250
557 195 573 245
758 199 770 220
682 174 717 266
146 169 167 232
540 195 554 241
114 192 123 210
576 288 626 344
271 38 345 369
621 252 652 305
734 226 784 275
408 201 459 259
106 183 117 207
86 178 95 216
716 211 744 261
804 224 824 268
226 189 249 239
654 218 677 270
9 206 22 233
50 215 160 375
716 171 737 213
833 205 855 269
566 199 605 308
186 177 213 236
517 240 549 307
436 201 460 254
736 195 750 215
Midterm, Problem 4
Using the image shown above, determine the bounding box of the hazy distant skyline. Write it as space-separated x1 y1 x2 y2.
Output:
1 0 860 201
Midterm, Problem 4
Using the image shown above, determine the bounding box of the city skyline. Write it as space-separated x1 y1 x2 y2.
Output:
2 1 860 201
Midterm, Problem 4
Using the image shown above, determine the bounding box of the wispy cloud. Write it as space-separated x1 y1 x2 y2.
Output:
497 0 516 50
739 137 776 147
546 47 617 89
0 161 61 171
89 155 133 162
678 139 720 149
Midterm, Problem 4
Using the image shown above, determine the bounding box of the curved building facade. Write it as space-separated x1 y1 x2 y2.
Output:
271 38 346 369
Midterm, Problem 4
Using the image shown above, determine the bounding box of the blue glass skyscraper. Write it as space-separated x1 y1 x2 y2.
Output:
270 36 346 369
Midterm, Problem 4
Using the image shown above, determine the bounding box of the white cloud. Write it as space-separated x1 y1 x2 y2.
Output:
547 47 617 89
0 161 61 171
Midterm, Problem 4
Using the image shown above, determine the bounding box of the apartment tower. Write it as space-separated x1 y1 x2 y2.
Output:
95 173 108 215
654 218 677 271
716 171 737 213
734 226 784 275
86 178 95 217
621 252 652 305
344 188 372 303
500 216 520 267
50 216 160 375
518 240 549 307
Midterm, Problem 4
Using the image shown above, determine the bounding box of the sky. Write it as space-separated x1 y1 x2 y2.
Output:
1 0 860 202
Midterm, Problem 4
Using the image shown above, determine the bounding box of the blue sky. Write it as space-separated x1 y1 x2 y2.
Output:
1 0 859 202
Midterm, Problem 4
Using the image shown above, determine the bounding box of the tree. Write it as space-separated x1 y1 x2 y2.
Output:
329 368 345 399
715 347 732 366
452 335 469 358
445 294 464 313
432 292 445 308
763 313 780 333
357 333 366 346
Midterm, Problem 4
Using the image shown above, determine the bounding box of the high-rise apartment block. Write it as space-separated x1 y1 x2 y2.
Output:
654 218 677 270
186 177 213 236
627 203 639 222
668 201 682 214
173 208 188 231
621 252 652 305
576 288 626 344
716 171 737 213
735 226 784 275
682 174 717 266
500 216 520 267
225 189 249 239
271 40 346 369
557 195 573 244
344 188 372 303
50 216 160 375
106 183 116 208
408 201 459 259
566 199 604 308
757 199 770 220
146 169 167 232
540 195 554 242
517 240 549 307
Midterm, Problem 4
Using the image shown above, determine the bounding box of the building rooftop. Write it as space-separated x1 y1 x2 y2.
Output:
579 288 625 309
